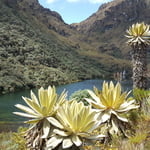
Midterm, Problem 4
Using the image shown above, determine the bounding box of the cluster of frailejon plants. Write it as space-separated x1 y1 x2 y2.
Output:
14 81 139 150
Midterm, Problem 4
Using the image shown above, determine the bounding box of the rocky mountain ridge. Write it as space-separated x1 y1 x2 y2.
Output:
70 0 150 79
73 0 150 32
72 0 150 57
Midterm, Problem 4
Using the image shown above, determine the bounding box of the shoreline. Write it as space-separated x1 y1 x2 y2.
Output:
0 122 27 132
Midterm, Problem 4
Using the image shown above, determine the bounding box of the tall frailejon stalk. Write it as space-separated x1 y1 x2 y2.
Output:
125 22 150 90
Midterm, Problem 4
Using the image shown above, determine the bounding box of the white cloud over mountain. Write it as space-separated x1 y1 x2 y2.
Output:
46 0 57 3
88 0 111 3
66 0 80 2
46 0 111 4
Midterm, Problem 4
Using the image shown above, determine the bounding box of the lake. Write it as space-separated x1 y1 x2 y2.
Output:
0 79 132 131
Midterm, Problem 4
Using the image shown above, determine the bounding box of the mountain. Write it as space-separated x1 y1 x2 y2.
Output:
72 0 150 84
0 0 107 94
0 0 149 94
72 0 150 60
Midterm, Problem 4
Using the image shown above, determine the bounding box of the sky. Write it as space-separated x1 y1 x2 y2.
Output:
38 0 113 24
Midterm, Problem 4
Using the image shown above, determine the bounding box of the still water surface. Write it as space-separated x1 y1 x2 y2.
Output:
0 79 132 123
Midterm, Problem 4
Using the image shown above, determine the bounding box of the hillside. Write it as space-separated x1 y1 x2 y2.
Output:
72 0 150 60
0 0 150 94
0 0 107 94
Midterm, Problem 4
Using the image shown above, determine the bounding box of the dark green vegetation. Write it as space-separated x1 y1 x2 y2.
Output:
69 89 91 105
0 0 150 94
73 0 150 61
0 0 105 94
0 127 27 150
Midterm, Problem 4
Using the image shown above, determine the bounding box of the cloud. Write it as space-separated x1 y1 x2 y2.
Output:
66 0 81 2
45 0 112 4
88 0 111 4
66 0 112 4
46 0 81 3
46 0 57 3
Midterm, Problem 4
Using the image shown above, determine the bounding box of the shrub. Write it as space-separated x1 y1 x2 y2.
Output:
69 89 91 105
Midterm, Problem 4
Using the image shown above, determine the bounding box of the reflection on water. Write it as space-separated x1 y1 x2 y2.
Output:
0 79 132 130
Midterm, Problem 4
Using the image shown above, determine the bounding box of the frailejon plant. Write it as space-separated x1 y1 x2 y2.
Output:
46 100 105 149
125 22 150 90
14 86 105 150
13 86 67 150
13 81 141 150
126 22 150 46
85 81 139 136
